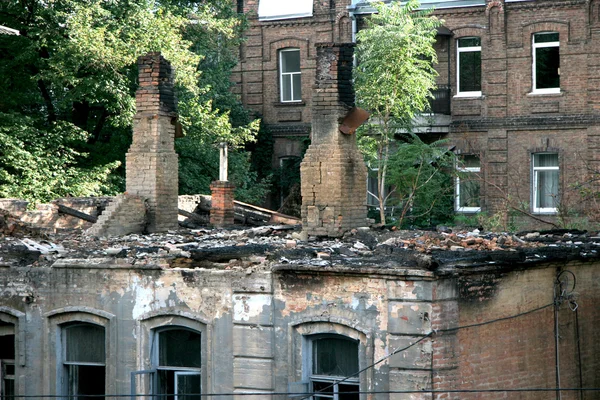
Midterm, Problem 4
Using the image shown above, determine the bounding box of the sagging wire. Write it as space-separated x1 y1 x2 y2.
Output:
553 269 580 400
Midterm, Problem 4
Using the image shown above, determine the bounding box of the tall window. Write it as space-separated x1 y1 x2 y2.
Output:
456 37 481 96
280 49 302 102
309 336 359 400
456 155 481 213
62 323 105 400
154 328 202 400
533 153 559 213
0 322 15 400
532 32 560 93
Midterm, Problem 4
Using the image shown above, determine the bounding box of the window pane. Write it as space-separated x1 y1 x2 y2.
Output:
459 51 481 92
458 37 480 47
281 74 292 101
67 365 105 400
534 153 558 167
292 73 302 101
534 32 559 43
537 170 559 208
176 373 201 400
66 325 105 364
159 329 201 368
0 334 15 360
339 384 360 400
461 155 480 169
312 381 333 394
459 178 481 208
536 46 559 89
313 338 359 377
281 50 300 73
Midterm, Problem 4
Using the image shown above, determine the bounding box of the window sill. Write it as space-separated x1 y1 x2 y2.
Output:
528 90 562 97
456 208 481 213
274 101 305 107
532 210 558 215
453 93 484 100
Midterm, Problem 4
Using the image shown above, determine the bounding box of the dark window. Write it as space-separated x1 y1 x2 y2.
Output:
310 336 359 400
155 328 202 400
457 37 481 94
63 323 105 400
533 33 560 92
0 322 15 400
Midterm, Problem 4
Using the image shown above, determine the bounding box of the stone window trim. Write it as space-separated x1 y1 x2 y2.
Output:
531 151 560 214
455 36 482 98
279 48 303 103
531 32 560 95
288 320 373 400
44 308 115 398
455 154 482 213
134 312 210 398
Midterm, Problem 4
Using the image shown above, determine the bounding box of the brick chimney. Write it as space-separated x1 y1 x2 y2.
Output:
125 53 179 232
300 43 368 237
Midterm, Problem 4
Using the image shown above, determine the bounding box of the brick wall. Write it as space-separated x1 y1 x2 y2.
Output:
431 0 600 229
125 53 179 233
300 43 367 236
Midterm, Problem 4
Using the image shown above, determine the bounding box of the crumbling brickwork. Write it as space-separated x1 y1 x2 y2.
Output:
210 181 235 226
125 53 179 232
86 194 146 237
300 43 367 236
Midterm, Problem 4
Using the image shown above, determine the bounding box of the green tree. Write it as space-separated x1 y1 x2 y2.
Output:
0 0 264 204
354 0 441 223
387 134 455 228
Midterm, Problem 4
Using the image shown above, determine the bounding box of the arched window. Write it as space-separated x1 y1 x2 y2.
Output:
306 335 359 400
62 323 106 400
0 320 15 400
153 328 202 400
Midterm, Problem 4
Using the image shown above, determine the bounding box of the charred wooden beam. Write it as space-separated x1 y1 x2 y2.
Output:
57 204 97 223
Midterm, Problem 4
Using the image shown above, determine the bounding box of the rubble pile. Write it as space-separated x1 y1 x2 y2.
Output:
1 224 599 271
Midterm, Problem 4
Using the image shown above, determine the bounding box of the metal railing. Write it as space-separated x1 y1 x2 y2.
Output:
429 85 451 115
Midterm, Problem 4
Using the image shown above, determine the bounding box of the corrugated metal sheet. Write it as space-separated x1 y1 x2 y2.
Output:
352 0 533 13
0 25 19 35
258 0 313 21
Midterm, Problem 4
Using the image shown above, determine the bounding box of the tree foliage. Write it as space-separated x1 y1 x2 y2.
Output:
0 0 265 204
354 0 441 223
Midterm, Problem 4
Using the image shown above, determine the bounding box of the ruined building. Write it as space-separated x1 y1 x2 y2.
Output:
0 43 599 400
234 0 600 229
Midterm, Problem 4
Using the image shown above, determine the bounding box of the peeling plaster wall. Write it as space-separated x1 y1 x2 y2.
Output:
0 260 598 400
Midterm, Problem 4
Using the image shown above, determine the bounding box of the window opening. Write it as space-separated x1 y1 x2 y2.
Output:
310 336 359 400
280 49 302 102
456 155 481 212
532 32 560 93
0 321 15 400
154 328 201 400
456 37 481 96
533 153 559 213
62 323 105 400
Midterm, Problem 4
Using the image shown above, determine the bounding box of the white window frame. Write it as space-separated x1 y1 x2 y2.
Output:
279 48 302 103
532 153 559 214
532 32 560 94
455 37 482 97
455 157 481 213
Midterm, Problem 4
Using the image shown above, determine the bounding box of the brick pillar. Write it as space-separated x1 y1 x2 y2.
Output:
125 53 179 233
210 181 235 226
300 43 367 237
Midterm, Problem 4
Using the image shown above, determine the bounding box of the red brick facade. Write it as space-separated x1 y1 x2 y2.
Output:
237 0 600 228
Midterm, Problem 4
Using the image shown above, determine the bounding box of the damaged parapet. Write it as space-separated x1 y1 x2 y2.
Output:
300 43 368 237
124 52 179 233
